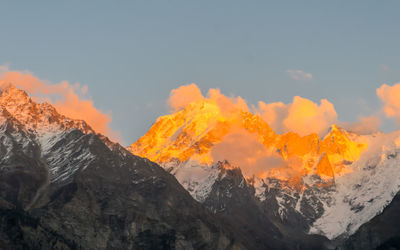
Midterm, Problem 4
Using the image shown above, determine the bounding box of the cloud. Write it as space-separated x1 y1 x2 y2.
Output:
286 69 313 81
339 115 381 135
0 69 119 141
377 83 400 125
210 129 305 179
284 97 337 136
170 84 338 137
168 83 249 115
256 96 337 136
211 129 285 177
207 88 249 114
169 83 204 111
256 101 288 134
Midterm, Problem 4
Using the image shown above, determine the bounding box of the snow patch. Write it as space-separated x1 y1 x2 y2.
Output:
309 131 400 239
166 160 220 202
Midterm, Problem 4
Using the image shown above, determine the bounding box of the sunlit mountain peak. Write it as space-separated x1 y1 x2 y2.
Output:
129 97 368 185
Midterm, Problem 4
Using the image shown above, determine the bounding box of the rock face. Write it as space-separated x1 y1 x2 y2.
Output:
0 86 254 250
201 163 329 250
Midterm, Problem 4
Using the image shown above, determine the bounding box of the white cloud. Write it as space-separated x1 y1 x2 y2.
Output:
286 69 313 81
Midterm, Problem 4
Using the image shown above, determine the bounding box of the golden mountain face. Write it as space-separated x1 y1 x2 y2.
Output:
129 99 367 184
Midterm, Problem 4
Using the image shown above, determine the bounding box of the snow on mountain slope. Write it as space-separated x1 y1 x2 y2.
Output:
0 85 97 183
165 160 220 202
309 131 400 239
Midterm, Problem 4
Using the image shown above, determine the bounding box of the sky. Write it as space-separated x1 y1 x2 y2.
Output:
1 1 400 145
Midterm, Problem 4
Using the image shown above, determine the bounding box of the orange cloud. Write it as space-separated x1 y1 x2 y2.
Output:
210 129 306 179
168 84 250 118
207 88 249 115
169 83 204 111
169 84 338 137
284 97 337 136
211 129 285 177
377 83 400 125
256 101 288 133
0 70 119 141
257 97 337 136
340 115 381 134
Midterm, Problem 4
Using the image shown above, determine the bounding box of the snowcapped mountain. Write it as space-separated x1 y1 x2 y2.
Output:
129 96 400 248
3 84 400 249
0 84 93 133
309 131 400 239
0 85 98 186
0 85 257 249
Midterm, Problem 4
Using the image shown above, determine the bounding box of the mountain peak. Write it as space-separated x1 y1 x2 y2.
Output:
329 124 340 132
0 85 94 135
326 124 346 136
0 83 31 106
130 102 368 185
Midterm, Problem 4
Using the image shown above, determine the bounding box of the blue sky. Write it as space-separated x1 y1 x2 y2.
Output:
1 1 400 145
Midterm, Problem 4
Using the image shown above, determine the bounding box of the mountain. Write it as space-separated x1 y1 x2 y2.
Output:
0 85 259 250
130 97 400 249
3 83 400 249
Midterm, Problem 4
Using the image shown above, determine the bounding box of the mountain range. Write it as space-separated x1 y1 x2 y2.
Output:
1 85 400 249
